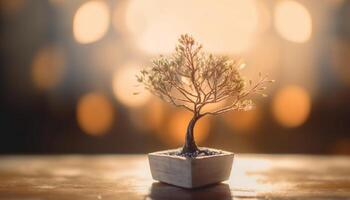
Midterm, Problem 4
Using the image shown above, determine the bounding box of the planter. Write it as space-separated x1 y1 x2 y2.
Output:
148 148 234 188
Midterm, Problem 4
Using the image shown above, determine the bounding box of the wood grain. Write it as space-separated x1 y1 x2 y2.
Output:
0 154 350 199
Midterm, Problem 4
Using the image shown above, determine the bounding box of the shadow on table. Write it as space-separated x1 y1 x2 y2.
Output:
146 182 232 200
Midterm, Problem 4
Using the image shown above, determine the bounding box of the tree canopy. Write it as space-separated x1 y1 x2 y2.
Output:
137 34 273 118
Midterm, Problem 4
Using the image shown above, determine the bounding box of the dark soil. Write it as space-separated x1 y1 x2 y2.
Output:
166 148 223 158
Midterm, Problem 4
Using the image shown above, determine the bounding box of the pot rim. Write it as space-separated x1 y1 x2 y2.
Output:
148 147 234 160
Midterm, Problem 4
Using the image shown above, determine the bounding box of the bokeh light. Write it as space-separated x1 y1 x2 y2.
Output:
247 37 280 77
200 101 226 114
274 0 312 43
112 64 151 107
0 0 25 15
129 99 165 133
162 110 211 146
124 0 259 54
2 0 349 156
256 1 271 33
272 85 311 128
145 101 165 132
223 108 261 133
91 40 124 71
331 40 350 87
77 92 115 136
112 0 129 36
330 138 350 155
73 0 110 44
31 45 65 91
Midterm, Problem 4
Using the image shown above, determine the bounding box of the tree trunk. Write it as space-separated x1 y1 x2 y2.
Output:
181 115 200 154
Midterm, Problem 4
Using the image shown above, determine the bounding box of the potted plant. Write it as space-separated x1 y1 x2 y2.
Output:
137 34 273 188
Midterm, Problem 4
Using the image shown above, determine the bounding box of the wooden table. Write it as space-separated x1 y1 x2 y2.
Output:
0 154 349 200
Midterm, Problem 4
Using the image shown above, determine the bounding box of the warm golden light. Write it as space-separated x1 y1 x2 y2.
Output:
331 139 350 155
200 101 226 114
31 45 65 91
112 0 129 36
272 85 311 128
146 101 165 132
112 64 151 107
229 157 278 192
274 0 312 43
77 92 115 136
129 99 165 132
124 0 258 54
73 1 110 44
256 1 271 33
0 0 24 14
91 40 123 71
162 110 211 146
224 108 261 132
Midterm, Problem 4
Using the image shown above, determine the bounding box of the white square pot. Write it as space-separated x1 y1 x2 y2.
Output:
148 148 234 188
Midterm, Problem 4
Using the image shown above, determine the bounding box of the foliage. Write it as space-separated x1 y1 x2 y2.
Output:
137 34 273 118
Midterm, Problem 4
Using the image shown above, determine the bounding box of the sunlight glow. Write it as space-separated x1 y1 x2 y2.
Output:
229 156 283 193
163 110 210 146
31 45 65 91
124 0 259 54
274 0 312 43
77 92 115 136
272 85 311 128
224 108 261 132
73 1 110 44
129 100 165 132
112 64 151 107
91 41 124 71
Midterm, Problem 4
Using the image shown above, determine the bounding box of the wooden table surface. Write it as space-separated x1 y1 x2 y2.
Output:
0 154 350 200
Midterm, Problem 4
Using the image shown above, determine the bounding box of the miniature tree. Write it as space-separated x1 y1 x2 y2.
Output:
137 34 273 155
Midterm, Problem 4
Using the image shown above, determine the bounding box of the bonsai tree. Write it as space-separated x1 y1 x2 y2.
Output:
137 34 273 155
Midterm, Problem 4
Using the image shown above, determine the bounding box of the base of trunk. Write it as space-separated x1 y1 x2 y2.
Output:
181 143 199 155
148 148 234 189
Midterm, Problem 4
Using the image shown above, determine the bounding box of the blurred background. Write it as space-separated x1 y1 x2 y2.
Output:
0 0 349 155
